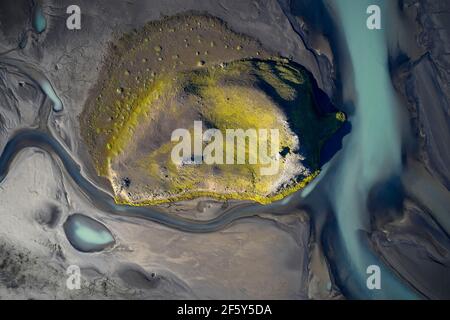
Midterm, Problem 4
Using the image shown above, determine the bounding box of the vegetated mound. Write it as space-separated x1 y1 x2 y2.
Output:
80 14 345 205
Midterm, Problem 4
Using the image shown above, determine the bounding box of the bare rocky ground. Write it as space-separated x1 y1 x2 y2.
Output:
397 0 450 190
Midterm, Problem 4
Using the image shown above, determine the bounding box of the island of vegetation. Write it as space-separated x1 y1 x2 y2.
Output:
80 14 345 205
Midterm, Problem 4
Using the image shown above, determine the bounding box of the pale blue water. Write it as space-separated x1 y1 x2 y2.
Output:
63 214 114 252
32 5 47 34
323 0 420 299
41 81 63 112
73 221 114 245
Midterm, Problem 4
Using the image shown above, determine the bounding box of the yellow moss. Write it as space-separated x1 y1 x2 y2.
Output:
94 77 172 176
85 55 344 205
255 61 297 100
336 111 346 122
114 170 320 206
112 81 166 147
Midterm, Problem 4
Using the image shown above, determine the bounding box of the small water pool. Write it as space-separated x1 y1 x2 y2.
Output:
63 213 115 253
32 4 47 34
